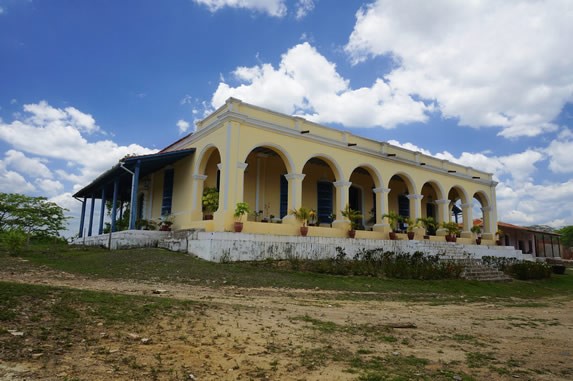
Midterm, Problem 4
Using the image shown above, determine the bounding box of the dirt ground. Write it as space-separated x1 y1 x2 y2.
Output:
1 263 572 381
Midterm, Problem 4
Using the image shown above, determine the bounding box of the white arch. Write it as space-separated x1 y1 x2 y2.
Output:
419 180 446 201
241 141 295 174
448 185 470 204
194 143 221 175
386 171 417 195
303 153 345 182
349 163 384 189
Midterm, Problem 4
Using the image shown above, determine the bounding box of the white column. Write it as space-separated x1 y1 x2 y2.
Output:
481 205 495 240
372 187 390 232
435 199 450 236
406 194 424 220
235 162 248 205
460 202 473 238
332 180 352 229
191 173 208 220
283 173 305 224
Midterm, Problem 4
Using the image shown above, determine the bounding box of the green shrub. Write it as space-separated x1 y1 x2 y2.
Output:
482 256 552 280
1 229 27 256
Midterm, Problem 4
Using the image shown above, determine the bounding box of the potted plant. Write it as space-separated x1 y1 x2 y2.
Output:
290 207 314 236
417 217 437 239
496 229 504 245
341 205 363 238
471 225 482 245
382 211 403 240
405 218 417 240
441 221 460 242
233 202 250 233
252 210 263 222
158 214 173 231
202 187 219 220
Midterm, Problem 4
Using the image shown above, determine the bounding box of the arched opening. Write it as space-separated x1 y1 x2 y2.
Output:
301 157 338 226
447 186 468 223
473 190 493 238
388 174 414 230
349 166 378 230
195 147 221 219
243 146 289 221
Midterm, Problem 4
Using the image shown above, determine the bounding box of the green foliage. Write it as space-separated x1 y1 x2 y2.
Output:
482 256 552 280
0 192 68 242
103 203 130 233
470 225 481 235
441 221 461 236
557 225 573 248
202 187 219 214
234 202 250 221
282 248 463 280
341 205 363 230
136 218 157 230
290 207 315 227
1 229 27 255
382 211 403 232
417 216 437 235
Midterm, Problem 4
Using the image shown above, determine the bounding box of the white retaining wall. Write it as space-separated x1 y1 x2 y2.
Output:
185 232 531 262
71 230 169 250
73 230 533 262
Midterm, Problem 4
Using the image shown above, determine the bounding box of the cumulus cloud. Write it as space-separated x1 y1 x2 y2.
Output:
193 0 287 17
0 101 157 236
345 0 573 138
3 150 53 179
545 129 573 173
295 0 315 19
212 42 430 128
177 119 191 134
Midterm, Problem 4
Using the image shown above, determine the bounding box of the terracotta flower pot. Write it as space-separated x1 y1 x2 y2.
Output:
234 221 243 233
300 226 309 236
407 231 415 240
476 237 482 245
203 214 213 220
389 231 397 240
348 230 356 238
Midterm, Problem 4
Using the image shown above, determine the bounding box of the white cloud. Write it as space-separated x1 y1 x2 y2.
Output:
193 0 287 17
0 169 36 193
345 0 573 138
36 178 64 196
3 149 53 179
212 42 430 128
0 101 158 236
545 130 573 173
295 0 314 20
177 119 191 134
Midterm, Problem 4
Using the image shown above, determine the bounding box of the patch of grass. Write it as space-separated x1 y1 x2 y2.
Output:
3 245 573 304
0 281 201 361
466 351 496 368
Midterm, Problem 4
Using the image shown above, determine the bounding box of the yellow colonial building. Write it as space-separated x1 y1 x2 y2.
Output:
75 98 499 245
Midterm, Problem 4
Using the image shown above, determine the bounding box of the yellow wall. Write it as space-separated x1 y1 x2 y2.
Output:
141 98 497 240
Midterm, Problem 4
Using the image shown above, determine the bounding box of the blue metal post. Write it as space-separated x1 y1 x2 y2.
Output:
78 197 87 238
129 160 141 230
88 194 95 236
98 188 106 235
111 178 119 232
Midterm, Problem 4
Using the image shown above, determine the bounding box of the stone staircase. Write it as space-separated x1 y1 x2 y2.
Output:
455 258 513 282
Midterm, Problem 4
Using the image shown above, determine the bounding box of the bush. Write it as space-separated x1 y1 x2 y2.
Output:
482 256 552 280
277 248 463 280
1 229 27 256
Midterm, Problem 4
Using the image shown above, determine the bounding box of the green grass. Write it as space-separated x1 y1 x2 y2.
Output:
0 281 199 326
3 244 573 303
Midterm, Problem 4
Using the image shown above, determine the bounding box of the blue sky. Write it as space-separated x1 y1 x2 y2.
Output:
1 0 572 236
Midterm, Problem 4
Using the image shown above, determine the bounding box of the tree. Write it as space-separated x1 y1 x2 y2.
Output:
0 192 68 243
557 226 573 248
